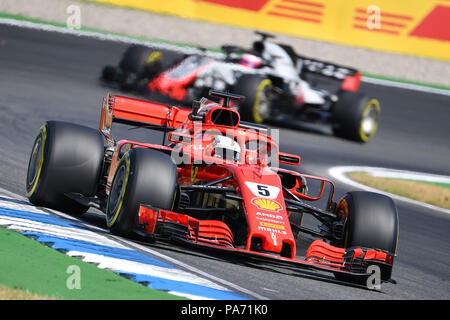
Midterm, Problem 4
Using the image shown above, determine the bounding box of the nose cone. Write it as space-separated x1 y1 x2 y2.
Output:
236 166 296 257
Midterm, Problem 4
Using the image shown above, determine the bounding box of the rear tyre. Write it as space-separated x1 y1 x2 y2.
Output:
333 191 399 282
233 75 273 124
26 121 105 215
106 148 178 237
119 45 160 75
101 65 119 82
119 45 184 78
332 91 380 142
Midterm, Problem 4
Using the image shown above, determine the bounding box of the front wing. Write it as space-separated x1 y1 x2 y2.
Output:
138 205 395 287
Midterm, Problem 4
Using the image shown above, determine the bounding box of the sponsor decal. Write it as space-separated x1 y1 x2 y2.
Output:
245 182 280 199
256 211 283 219
409 5 450 42
258 226 287 235
198 0 270 12
252 198 283 212
266 0 325 24
256 216 285 225
259 222 285 230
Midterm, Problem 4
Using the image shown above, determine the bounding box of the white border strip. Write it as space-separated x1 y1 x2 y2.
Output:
328 166 450 215
357 167 450 184
362 76 450 97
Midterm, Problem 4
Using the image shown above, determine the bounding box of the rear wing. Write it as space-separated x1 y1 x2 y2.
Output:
295 55 361 92
99 94 191 144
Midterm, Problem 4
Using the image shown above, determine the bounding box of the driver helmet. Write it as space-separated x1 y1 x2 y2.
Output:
239 53 263 69
211 135 241 162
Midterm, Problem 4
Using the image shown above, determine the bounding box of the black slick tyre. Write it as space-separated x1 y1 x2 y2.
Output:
333 191 399 282
233 75 273 124
119 45 160 75
26 121 105 215
119 45 184 78
332 91 380 142
106 148 178 237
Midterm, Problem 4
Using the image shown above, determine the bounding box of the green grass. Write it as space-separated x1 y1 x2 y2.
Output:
0 226 185 300
406 180 450 189
348 172 450 210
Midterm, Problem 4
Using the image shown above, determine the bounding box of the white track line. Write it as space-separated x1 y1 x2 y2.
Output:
362 76 450 97
328 166 450 215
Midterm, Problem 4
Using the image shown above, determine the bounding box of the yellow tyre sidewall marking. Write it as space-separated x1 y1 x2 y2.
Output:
359 99 380 142
106 153 131 228
27 125 47 198
253 79 272 124
146 51 162 64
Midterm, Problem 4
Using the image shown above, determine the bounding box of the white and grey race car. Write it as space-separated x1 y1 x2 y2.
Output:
102 31 380 142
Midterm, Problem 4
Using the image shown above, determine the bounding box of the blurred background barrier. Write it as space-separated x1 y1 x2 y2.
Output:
87 0 450 61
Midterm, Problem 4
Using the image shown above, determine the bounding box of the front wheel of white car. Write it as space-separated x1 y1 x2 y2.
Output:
233 75 273 124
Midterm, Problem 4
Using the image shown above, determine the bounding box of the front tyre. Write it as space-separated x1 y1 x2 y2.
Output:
26 121 105 215
333 191 399 282
233 75 273 124
332 92 380 143
106 148 178 237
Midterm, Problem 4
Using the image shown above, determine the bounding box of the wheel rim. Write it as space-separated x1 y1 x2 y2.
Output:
253 79 272 123
27 136 43 188
361 109 377 135
108 165 126 217
258 87 271 119
359 99 380 141
26 126 47 197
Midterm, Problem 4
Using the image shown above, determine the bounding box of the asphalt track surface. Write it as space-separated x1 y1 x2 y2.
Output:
0 24 449 300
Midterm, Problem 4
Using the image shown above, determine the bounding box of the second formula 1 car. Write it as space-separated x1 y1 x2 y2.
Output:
26 90 397 287
102 32 381 143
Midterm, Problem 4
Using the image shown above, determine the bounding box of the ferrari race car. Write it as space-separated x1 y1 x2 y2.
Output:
102 32 381 143
26 90 397 287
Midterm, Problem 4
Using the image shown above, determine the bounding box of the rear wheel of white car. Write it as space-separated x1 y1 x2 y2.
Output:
233 75 273 124
119 45 184 79
119 45 162 76
106 148 178 237
332 92 380 143
26 121 104 215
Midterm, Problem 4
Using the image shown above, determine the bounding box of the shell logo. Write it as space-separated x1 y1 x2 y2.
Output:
252 198 282 212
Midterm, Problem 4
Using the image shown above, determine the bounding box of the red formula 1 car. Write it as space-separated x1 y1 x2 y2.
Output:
26 90 398 287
